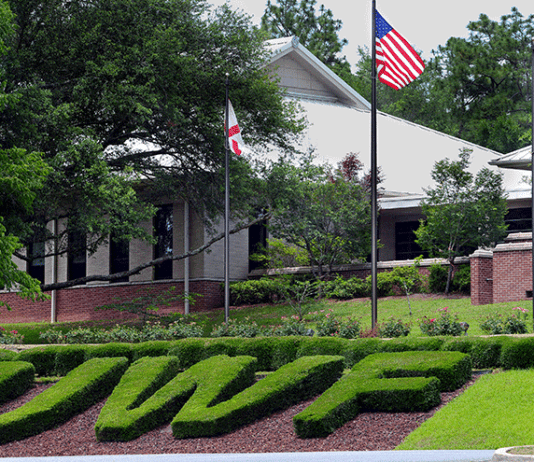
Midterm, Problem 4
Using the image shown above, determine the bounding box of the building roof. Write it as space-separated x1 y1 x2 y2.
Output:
488 145 532 171
264 37 527 196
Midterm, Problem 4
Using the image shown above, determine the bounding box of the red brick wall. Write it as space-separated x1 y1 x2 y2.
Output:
470 252 493 305
493 248 532 303
0 280 223 324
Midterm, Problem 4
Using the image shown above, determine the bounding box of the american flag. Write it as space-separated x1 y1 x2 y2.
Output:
375 10 425 90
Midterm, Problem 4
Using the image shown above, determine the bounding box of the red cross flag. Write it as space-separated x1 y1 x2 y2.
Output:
226 100 243 155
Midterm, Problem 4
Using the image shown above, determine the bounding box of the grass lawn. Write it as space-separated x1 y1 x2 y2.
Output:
397 369 534 450
199 294 534 337
2 294 534 342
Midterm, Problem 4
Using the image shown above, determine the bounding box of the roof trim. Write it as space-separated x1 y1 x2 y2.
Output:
265 36 371 110
489 145 532 171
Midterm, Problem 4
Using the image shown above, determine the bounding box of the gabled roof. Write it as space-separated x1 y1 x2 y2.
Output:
489 145 532 171
262 37 527 195
265 36 370 110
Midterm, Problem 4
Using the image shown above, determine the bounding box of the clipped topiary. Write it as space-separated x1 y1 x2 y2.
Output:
171 354 344 438
0 361 35 404
0 357 128 444
293 350 471 438
96 354 258 441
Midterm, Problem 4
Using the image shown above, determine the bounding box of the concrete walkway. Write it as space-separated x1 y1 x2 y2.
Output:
0 451 495 462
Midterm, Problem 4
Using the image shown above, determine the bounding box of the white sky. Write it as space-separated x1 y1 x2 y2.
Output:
211 0 534 66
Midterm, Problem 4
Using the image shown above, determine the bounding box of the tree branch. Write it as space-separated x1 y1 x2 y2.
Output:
40 213 270 292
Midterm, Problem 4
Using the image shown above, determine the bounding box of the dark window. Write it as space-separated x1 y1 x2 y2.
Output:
110 236 129 283
249 220 267 272
28 242 45 284
395 221 428 260
154 204 173 280
68 231 86 282
505 207 531 234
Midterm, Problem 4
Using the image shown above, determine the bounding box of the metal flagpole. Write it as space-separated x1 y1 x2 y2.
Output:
531 39 534 331
371 0 378 329
224 74 231 324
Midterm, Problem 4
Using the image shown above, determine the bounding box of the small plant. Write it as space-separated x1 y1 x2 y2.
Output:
270 315 311 336
0 327 24 344
210 317 262 338
39 330 66 344
316 310 340 337
337 317 361 339
419 307 463 336
480 307 529 335
377 317 411 338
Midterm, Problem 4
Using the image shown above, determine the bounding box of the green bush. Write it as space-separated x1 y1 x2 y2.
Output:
479 307 529 335
0 357 128 444
229 278 286 306
293 351 471 438
98 355 258 441
441 336 511 369
377 317 411 338
419 308 464 336
171 355 344 438
429 263 448 293
95 356 182 441
325 276 369 300
500 337 534 370
18 345 64 376
84 343 134 362
0 362 35 404
453 265 471 294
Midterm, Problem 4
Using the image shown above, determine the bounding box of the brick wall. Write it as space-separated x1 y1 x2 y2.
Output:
470 233 533 305
0 280 223 324
469 250 493 305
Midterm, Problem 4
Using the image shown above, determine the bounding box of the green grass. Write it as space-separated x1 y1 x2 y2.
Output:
397 369 534 450
3 294 534 343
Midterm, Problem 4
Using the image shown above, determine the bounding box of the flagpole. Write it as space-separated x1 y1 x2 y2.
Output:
224 74 231 324
531 39 534 331
371 0 378 329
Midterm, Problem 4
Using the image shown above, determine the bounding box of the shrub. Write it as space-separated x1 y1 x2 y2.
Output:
419 308 464 336
325 276 368 300
377 317 411 338
95 356 182 441
429 263 448 293
269 316 311 337
293 351 471 438
171 355 344 438
210 317 263 338
480 307 529 335
0 362 35 404
501 337 534 369
453 264 470 294
229 278 286 306
0 357 128 444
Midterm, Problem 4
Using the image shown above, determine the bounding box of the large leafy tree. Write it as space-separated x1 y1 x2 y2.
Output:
415 149 508 293
2 0 304 290
0 1 49 303
261 0 350 72
430 7 534 153
267 153 373 279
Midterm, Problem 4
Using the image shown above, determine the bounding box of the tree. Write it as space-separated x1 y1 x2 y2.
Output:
261 0 349 71
2 0 304 290
267 153 373 279
428 8 534 153
414 149 508 293
0 1 50 305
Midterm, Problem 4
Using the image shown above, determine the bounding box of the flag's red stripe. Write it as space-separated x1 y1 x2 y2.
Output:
228 124 240 137
232 139 241 155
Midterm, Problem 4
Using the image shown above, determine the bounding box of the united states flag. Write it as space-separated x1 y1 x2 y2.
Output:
375 10 425 90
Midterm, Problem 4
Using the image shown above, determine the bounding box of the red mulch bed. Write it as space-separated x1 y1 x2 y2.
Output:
0 373 482 457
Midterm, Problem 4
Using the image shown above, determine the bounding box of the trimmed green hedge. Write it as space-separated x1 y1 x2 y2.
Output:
171 354 344 438
97 354 258 441
5 334 528 378
0 357 128 444
0 361 35 404
293 351 471 438
95 356 183 441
